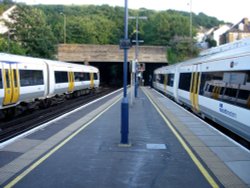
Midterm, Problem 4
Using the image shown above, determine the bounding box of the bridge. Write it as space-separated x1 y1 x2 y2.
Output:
57 44 167 64
57 44 168 86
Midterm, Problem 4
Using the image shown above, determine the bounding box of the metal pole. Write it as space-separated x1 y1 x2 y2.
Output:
135 17 139 60
134 17 138 98
120 0 129 145
60 12 66 44
189 0 192 55
127 16 146 98
8 30 10 53
64 14 66 44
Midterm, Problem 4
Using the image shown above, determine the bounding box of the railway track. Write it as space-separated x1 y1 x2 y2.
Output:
0 87 117 142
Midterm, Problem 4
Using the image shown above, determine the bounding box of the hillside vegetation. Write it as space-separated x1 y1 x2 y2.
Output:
0 2 225 63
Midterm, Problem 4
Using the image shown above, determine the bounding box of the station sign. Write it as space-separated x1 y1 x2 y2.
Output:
119 39 132 49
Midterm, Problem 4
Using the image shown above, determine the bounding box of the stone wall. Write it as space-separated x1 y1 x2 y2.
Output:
58 44 167 64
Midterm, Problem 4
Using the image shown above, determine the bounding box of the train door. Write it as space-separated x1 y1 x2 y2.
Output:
68 71 74 92
189 64 201 112
90 72 94 89
2 62 20 106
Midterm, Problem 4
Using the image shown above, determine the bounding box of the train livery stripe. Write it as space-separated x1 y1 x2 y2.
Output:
90 72 94 89
3 69 11 105
11 69 20 104
3 65 20 106
189 72 194 107
143 88 219 188
194 72 200 112
190 71 200 112
68 72 74 92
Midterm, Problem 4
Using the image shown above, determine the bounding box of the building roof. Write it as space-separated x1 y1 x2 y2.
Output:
225 17 250 33
0 5 16 34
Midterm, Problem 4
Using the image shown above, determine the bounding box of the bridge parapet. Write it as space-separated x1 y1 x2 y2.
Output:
58 44 167 64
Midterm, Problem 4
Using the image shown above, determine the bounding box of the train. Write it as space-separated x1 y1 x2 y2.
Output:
153 38 250 142
0 53 100 117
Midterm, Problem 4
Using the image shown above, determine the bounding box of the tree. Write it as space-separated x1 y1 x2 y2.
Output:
167 36 199 64
205 38 217 48
0 35 26 54
5 5 57 58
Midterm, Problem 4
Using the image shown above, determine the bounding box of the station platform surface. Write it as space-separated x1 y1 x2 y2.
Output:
0 87 249 188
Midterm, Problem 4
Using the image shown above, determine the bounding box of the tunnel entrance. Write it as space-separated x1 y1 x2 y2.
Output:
90 62 126 88
142 63 165 86
89 62 166 87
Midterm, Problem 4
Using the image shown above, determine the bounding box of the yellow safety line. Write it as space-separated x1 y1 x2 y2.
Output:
4 96 122 188
143 89 219 188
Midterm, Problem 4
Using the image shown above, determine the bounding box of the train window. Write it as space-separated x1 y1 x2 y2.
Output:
208 85 214 92
74 72 85 82
199 72 223 96
179 73 191 91
167 74 174 87
0 70 2 89
200 71 250 109
55 71 68 83
13 69 18 87
159 74 164 84
5 70 10 88
238 89 249 100
94 73 98 80
20 70 44 86
225 88 237 98
220 87 225 95
85 73 90 81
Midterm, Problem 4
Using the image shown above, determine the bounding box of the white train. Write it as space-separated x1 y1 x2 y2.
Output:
153 38 250 142
0 53 99 117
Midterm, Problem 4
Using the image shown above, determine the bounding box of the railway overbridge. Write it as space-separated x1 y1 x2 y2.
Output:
57 44 168 86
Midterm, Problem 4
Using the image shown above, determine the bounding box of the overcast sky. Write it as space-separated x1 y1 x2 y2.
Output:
14 0 249 24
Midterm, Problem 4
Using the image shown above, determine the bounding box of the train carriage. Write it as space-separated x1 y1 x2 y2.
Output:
153 64 181 101
0 53 100 116
0 54 47 110
153 38 250 142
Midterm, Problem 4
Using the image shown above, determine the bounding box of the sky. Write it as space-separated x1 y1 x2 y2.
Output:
13 0 249 24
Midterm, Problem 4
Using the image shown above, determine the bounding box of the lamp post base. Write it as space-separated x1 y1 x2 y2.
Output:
120 97 129 144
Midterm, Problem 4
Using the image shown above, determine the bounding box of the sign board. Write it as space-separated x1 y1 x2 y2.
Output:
119 39 131 49
138 63 145 72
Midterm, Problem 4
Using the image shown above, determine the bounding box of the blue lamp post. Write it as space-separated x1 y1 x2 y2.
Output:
120 0 130 145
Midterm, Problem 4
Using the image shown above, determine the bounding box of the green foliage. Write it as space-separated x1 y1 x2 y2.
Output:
0 36 26 54
167 36 199 64
0 0 14 14
5 5 57 58
205 38 217 48
1 3 224 62
167 10 225 28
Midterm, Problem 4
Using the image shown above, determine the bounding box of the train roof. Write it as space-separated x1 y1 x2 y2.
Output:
154 38 250 73
0 53 99 72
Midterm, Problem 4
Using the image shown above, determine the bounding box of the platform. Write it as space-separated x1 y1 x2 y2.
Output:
0 87 249 188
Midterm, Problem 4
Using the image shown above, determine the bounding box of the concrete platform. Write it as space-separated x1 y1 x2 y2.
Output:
0 87 249 188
